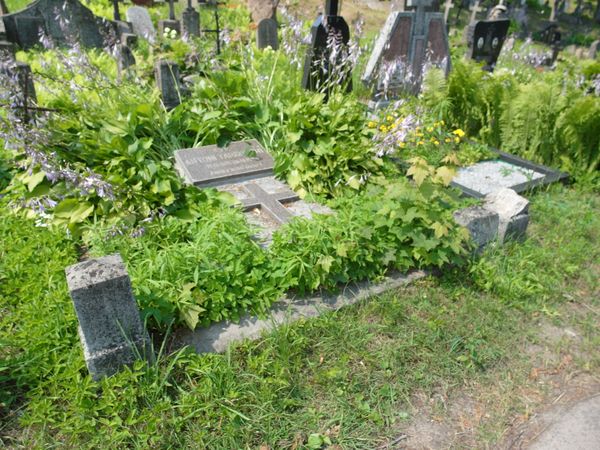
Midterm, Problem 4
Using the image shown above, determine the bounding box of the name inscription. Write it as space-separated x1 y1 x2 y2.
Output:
174 140 275 188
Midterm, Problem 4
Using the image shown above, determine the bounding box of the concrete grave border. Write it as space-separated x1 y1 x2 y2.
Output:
172 270 427 354
451 147 569 199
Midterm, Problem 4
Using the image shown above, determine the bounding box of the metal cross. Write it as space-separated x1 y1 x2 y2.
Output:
444 0 454 23
469 0 484 22
239 182 299 225
199 0 225 54
112 0 121 22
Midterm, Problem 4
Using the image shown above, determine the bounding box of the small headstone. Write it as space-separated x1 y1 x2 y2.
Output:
362 0 450 98
468 19 510 71
117 44 136 72
484 188 530 242
302 0 352 93
158 19 181 38
182 5 200 38
175 140 333 244
121 32 138 47
65 254 152 380
453 205 499 251
257 17 278 50
2 0 116 50
154 60 181 110
126 6 157 42
588 40 599 59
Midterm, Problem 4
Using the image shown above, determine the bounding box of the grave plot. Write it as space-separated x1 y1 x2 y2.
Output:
451 150 569 198
175 139 332 244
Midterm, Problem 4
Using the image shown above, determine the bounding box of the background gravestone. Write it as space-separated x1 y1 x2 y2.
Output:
182 1 200 37
65 254 152 380
468 19 510 71
302 0 352 94
126 6 157 42
362 0 450 100
1 0 117 50
158 0 181 37
257 17 278 50
247 0 278 23
155 60 181 110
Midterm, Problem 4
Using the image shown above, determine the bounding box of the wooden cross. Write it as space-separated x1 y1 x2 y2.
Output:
444 0 455 23
238 182 299 225
469 0 484 23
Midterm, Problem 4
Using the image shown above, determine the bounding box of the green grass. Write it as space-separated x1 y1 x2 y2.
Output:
1 183 598 448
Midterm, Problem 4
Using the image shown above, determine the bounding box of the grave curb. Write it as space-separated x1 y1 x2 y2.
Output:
172 270 427 354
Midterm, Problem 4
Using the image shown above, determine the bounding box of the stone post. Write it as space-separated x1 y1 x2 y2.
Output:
155 59 181 110
65 254 152 380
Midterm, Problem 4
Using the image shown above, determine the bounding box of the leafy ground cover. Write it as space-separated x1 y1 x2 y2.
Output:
1 1 599 448
1 183 597 448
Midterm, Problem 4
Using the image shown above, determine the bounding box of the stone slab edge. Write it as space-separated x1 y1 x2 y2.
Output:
173 270 426 354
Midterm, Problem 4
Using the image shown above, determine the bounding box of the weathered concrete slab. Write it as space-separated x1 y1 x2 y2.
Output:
529 395 600 450
173 270 426 353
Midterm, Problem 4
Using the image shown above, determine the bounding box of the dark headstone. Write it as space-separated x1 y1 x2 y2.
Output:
117 44 136 72
257 17 278 50
302 0 351 93
121 32 137 47
2 0 117 50
158 19 181 38
174 140 274 188
468 19 510 71
182 6 200 37
65 254 152 380
155 60 181 110
362 0 450 97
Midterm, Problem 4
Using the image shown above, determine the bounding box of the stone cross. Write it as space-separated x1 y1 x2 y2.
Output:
469 0 484 22
182 0 200 37
444 0 454 23
168 0 176 21
238 182 299 225
65 254 152 380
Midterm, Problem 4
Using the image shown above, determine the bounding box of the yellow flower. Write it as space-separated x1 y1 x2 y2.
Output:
368 121 377 128
433 140 440 146
427 127 433 132
440 120 445 126
454 136 460 143
380 125 388 132
386 115 394 122
445 138 451 143
417 140 424 146
398 142 406 148
452 129 465 138
415 132 424 137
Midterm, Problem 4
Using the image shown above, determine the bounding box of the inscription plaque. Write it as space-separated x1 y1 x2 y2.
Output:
174 140 275 188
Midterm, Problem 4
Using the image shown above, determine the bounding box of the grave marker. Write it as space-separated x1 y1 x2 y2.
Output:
65 254 152 380
155 60 181 110
362 0 450 99
589 40 600 59
182 0 200 38
468 18 510 71
126 6 157 42
257 17 278 50
301 0 352 93
443 0 454 24
174 140 332 244
158 0 181 37
2 0 117 50
451 151 568 198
